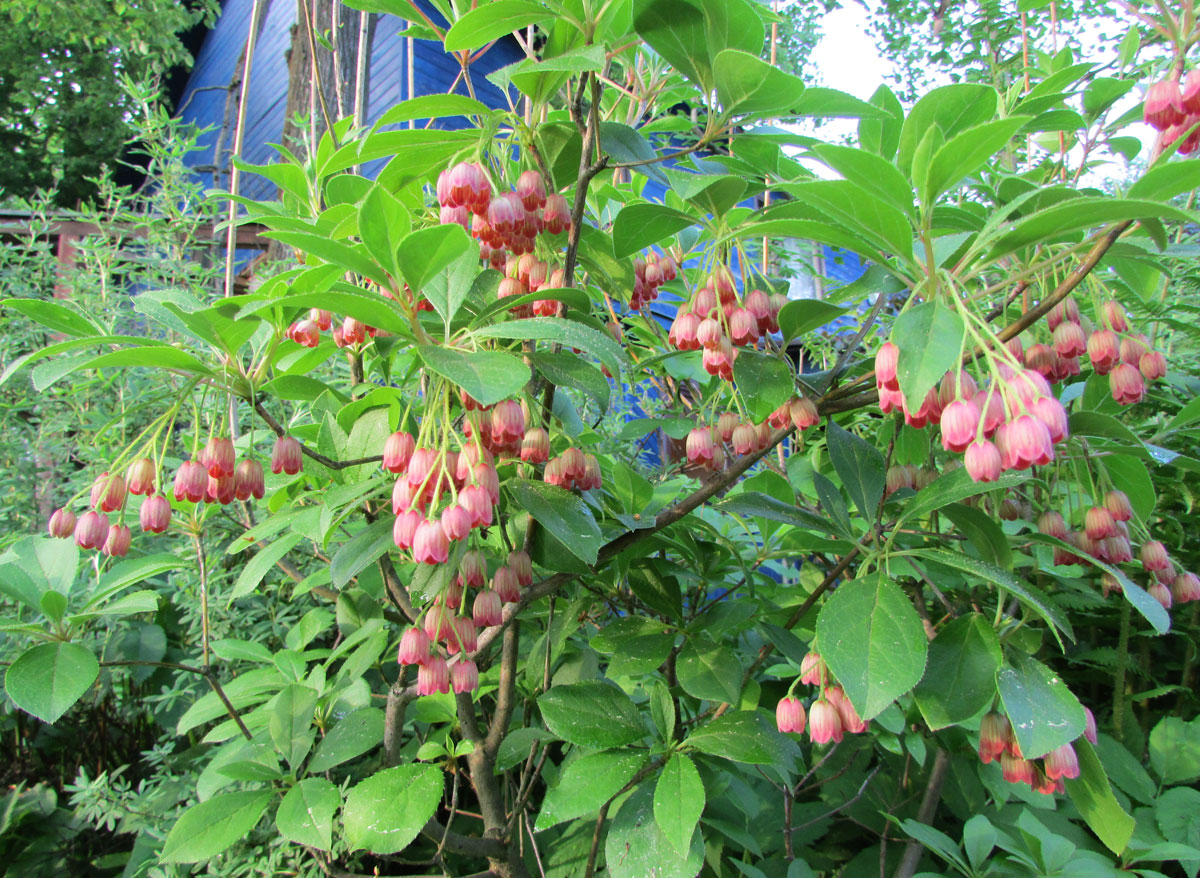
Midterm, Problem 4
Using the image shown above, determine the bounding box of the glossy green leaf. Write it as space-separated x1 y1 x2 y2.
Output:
1155 786 1200 867
534 750 645 830
809 144 914 219
530 350 610 412
897 467 1029 526
780 180 914 259
2 298 100 337
507 479 602 565
358 184 410 277
277 778 340 850
713 48 806 117
309 709 384 772
795 86 893 119
914 614 1001 729
915 548 1073 644
924 117 1030 202
654 754 705 855
270 684 318 769
472 317 627 378
733 351 794 423
892 300 965 411
677 637 742 704
342 764 442 854
1149 716 1200 784
633 0 711 88
416 346 531 407
230 533 303 602
510 44 608 102
897 84 998 176
988 197 1196 258
997 652 1085 760
373 93 491 128
160 791 273 863
261 230 389 286
612 203 695 258
330 519 395 590
816 573 927 720
607 784 704 878
684 711 799 777
443 0 553 51
1064 739 1134 855
858 83 904 159
826 421 885 520
396 224 474 295
940 503 1013 570
4 641 99 724
538 681 645 749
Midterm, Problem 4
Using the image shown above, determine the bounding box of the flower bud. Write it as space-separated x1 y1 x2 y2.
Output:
731 423 757 455
686 427 715 463
1043 743 1080 780
493 565 521 603
875 342 899 391
474 589 504 627
775 696 807 734
1140 350 1167 382
206 474 236 505
964 440 1002 483
234 459 265 501
1084 506 1117 541
393 509 422 550
446 615 478 655
940 399 980 453
516 170 546 211
1104 489 1133 522
74 510 109 549
398 626 432 665
1001 752 1036 785
1100 300 1128 332
1140 540 1171 572
542 193 570 235
127 458 156 496
383 431 416 474
668 311 700 351
310 308 333 331
1052 322 1086 358
201 437 236 479
825 685 867 734
979 712 1010 763
173 460 208 503
1148 581 1173 610
417 655 450 695
508 549 534 587
696 317 724 349
790 398 819 431
1037 510 1068 541
1109 363 1145 405
102 524 132 558
1083 706 1098 745
413 519 449 564
139 494 172 533
459 483 494 528
271 436 303 475
1145 79 1185 131
48 507 77 539
520 427 550 464
440 504 473 542
729 307 760 346
91 471 127 513
1087 330 1120 374
808 699 844 745
452 658 480 693
1171 571 1200 604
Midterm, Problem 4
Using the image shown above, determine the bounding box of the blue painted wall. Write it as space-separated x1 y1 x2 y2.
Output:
177 0 523 200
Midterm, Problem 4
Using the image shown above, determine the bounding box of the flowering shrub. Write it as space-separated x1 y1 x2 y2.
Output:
4 1 1200 876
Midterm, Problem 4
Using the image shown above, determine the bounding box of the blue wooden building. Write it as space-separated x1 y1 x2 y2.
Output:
176 0 523 201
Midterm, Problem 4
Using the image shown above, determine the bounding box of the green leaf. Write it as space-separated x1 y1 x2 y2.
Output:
396 224 474 295
795 86 893 119
416 346 531 407
654 754 705 855
35 346 214 390
940 503 1013 570
897 84 998 177
443 0 552 51
816 573 928 720
988 197 1196 258
507 479 602 565
270 684 318 769
612 203 696 258
330 519 394 590
607 784 704 878
1128 158 1200 202
530 351 610 412
633 0 712 89
733 351 794 424
277 778 340 850
897 467 1029 526
809 144 914 220
1064 739 1134 856
509 44 608 103
0 536 77 609
342 764 442 854
538 680 646 749
422 249 479 327
358 184 410 278
261 230 389 286
859 83 904 159
160 791 273 863
1149 716 1200 784
472 317 627 378
677 637 742 704
310 707 387 772
915 548 1073 644
924 117 1030 202
713 48 806 117
4 642 99 724
780 180 914 259
826 421 885 520
1156 786 1200 869
776 300 850 344
230 533 303 602
373 93 491 128
534 750 645 830
1095 733 1157 804
892 300 965 411
2 298 100 337
913 614 1001 729
997 652 1085 760
651 680 676 741
683 711 800 777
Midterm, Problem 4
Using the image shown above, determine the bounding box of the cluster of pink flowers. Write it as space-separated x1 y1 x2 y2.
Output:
48 435 302 557
978 708 1094 795
395 548 536 695
775 651 869 744
630 251 679 310
876 347 1070 484
497 253 566 318
1144 72 1200 155
668 267 788 381
544 447 603 491
1036 490 1200 610
287 307 386 350
437 164 569 261
684 398 819 472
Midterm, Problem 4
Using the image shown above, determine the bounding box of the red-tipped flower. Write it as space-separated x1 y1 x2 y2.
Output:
48 507 77 539
271 436 303 475
775 696 807 734
127 458 156 496
234 459 265 501
102 524 132 558
74 510 109 549
139 494 172 533
808 698 844 744
202 437 236 478
91 471 127 513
